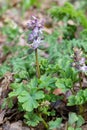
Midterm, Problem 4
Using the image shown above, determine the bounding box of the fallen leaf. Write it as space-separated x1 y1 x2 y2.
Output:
2 121 10 130
53 88 63 95
10 121 22 130
1 72 13 98
67 20 76 26
0 110 6 125
0 33 6 44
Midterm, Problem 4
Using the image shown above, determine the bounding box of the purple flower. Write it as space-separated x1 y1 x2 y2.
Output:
27 16 37 30
33 27 39 38
28 34 34 42
79 58 85 65
73 47 87 73
78 58 87 72
31 37 43 49
27 16 44 49
79 65 87 72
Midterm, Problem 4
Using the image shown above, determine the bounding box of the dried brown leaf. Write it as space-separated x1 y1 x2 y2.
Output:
53 88 63 95
0 110 6 125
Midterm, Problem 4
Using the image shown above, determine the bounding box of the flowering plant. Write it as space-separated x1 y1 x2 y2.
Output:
28 16 44 49
27 16 44 78
73 47 87 72
2 12 87 130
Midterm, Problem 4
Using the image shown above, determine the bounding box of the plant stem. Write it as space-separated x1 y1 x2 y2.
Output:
79 104 84 115
39 113 48 129
79 72 82 89
79 72 84 115
35 49 40 78
65 121 68 130
71 88 75 95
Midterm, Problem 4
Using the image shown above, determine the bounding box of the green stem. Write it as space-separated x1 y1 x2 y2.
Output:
35 49 40 79
71 88 75 95
79 105 84 115
39 113 48 129
79 72 84 115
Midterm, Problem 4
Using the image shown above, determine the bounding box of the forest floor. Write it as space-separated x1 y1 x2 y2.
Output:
0 0 87 130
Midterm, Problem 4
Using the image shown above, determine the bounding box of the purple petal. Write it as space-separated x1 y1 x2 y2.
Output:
32 16 37 21
79 65 87 72
27 16 44 48
31 37 42 49
32 27 39 37
28 34 34 42
27 22 34 30
79 58 85 65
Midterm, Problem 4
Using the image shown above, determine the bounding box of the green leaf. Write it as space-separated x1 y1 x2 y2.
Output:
18 91 38 111
67 95 76 106
33 91 45 100
22 0 31 11
9 83 25 97
76 115 85 127
19 70 28 79
75 90 84 105
48 118 62 129
49 2 87 28
18 90 44 112
0 64 11 77
29 77 38 88
83 89 87 101
75 128 82 130
68 113 78 125
24 112 42 126
68 126 74 130
39 75 55 90
55 78 72 92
